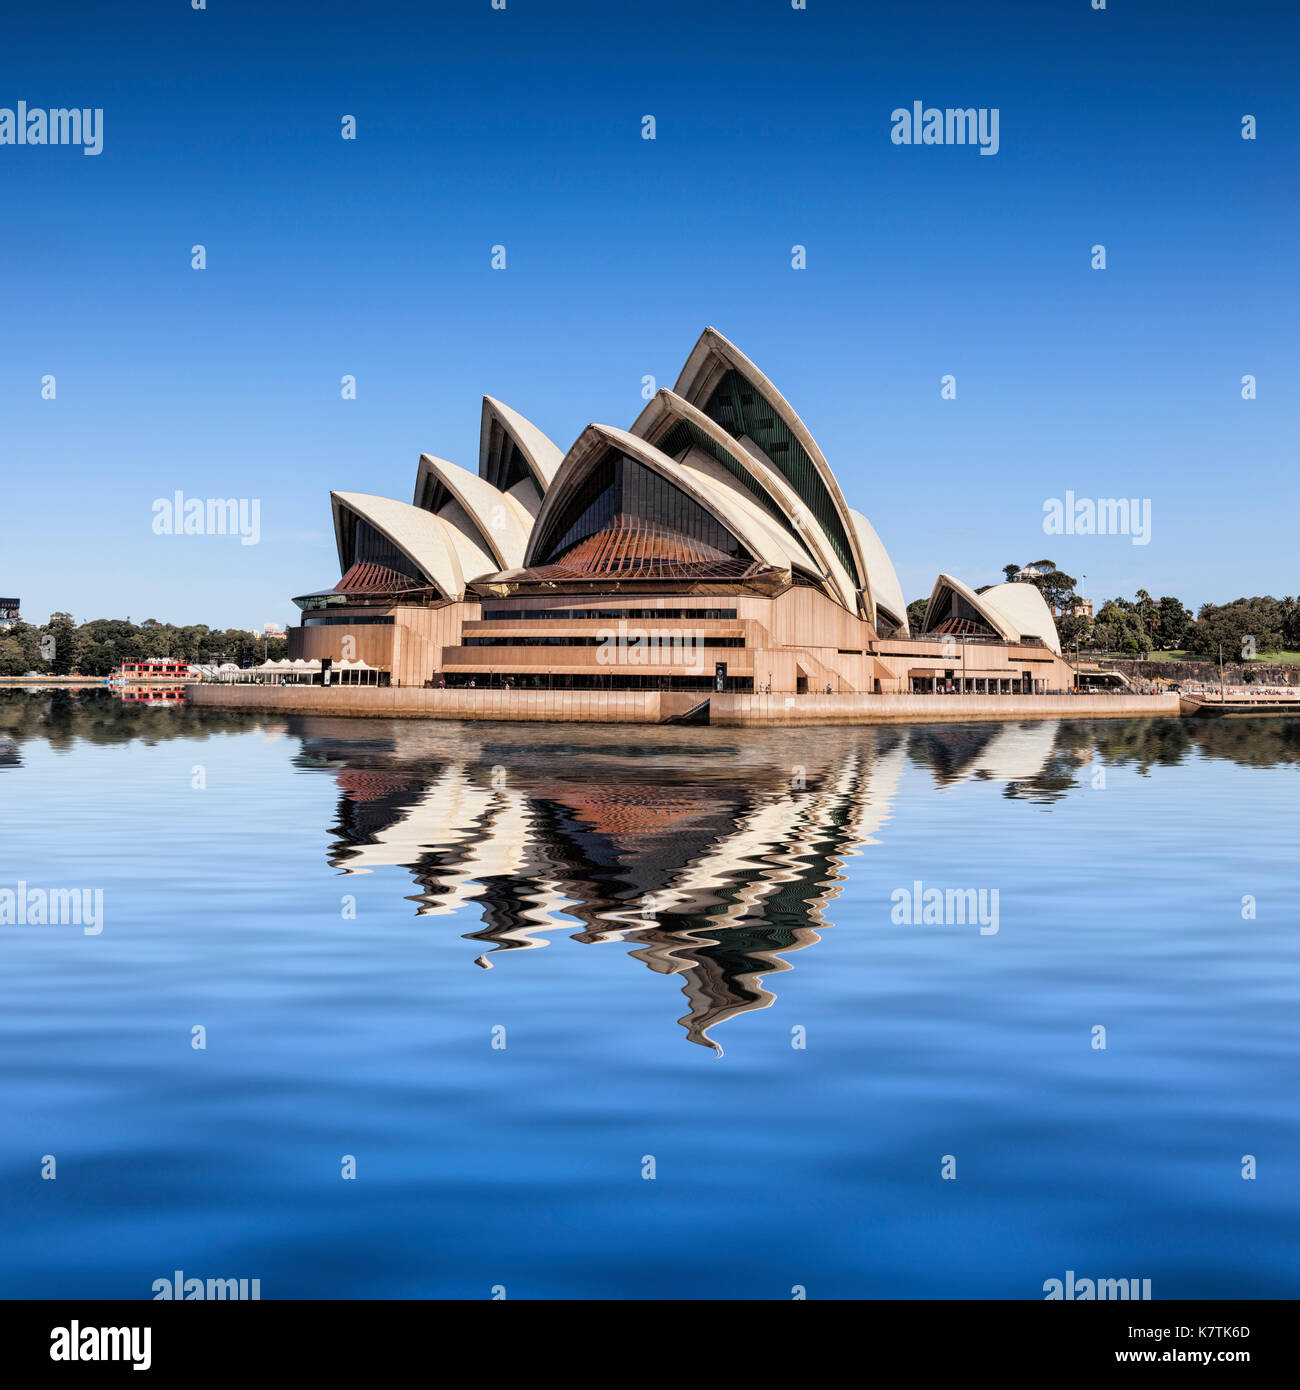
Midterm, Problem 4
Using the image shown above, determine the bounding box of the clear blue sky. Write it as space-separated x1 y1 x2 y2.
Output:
2 0 1295 629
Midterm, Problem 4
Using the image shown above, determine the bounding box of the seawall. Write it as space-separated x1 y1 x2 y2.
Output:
709 692 1182 725
186 683 1182 725
186 684 703 723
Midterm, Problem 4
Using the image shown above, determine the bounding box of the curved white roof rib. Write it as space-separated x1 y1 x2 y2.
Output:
523 423 796 574
673 446 821 576
671 327 872 609
921 574 1062 655
413 454 533 571
630 389 859 609
677 456 805 574
980 582 1062 655
849 509 910 635
478 396 564 517
435 513 495 593
331 491 463 600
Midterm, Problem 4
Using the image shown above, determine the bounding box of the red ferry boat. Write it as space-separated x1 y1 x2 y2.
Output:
111 660 194 683
115 686 187 706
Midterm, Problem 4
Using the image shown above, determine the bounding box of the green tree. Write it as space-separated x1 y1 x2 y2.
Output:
1056 611 1089 650
0 621 44 676
1154 595 1192 650
1184 598 1284 661
1002 559 1078 616
41 612 84 675
1279 596 1300 650
7 615 293 676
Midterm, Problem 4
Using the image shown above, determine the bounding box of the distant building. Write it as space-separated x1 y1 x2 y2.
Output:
0 597 20 629
1055 597 1093 621
257 622 287 639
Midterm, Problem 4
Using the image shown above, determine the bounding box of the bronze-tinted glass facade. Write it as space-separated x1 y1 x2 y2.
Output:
535 452 750 567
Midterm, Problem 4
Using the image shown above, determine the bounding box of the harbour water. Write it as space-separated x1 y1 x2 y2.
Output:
1 690 1297 1298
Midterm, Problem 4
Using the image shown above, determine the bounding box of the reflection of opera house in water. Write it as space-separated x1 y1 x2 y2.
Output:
289 327 1074 698
295 719 1064 1050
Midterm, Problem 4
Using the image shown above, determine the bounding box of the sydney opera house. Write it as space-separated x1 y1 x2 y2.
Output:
290 328 1073 697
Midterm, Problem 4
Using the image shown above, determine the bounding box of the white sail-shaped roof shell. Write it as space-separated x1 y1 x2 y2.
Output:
478 396 564 518
331 492 463 600
413 453 533 571
849 510 909 635
922 574 1062 655
524 423 805 575
922 573 1015 640
980 582 1062 655
672 327 873 614
630 388 860 609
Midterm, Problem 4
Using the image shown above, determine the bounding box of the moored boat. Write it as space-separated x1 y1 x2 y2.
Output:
1180 691 1300 718
109 659 195 685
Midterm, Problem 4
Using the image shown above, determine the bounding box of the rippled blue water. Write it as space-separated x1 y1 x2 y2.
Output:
1 691 1297 1299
